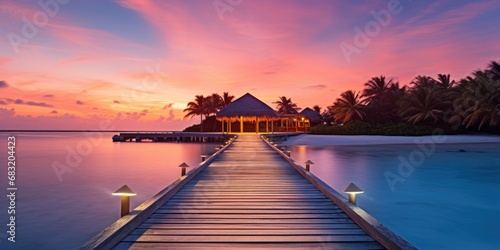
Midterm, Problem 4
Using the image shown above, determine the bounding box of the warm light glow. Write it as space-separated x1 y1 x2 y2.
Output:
112 185 137 196
343 183 364 194
344 191 364 194
112 192 137 196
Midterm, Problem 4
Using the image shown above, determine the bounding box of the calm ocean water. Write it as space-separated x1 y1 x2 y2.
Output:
0 132 218 250
0 132 499 249
289 143 500 249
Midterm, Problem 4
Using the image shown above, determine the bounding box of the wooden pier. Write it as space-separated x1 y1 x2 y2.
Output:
83 135 414 250
112 132 235 143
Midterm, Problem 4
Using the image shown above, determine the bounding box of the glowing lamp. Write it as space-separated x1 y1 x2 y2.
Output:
343 183 364 205
112 185 137 218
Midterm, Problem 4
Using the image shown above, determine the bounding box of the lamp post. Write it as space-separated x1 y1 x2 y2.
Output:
179 162 190 176
112 185 137 218
305 160 314 172
343 183 364 205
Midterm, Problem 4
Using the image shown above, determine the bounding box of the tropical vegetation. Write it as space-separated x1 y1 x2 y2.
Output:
317 60 500 134
274 96 300 114
183 60 499 134
183 92 234 132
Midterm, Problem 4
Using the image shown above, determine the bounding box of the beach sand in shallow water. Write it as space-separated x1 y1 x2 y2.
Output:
281 134 500 146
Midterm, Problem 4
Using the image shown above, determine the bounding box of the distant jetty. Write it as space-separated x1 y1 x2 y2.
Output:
112 132 235 143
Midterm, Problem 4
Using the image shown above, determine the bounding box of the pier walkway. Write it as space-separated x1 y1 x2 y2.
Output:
82 135 414 250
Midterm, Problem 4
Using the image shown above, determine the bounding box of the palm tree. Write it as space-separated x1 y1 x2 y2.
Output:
487 61 500 81
452 76 500 130
313 105 322 114
332 90 366 123
398 86 448 124
183 95 206 131
203 93 224 131
205 93 223 116
363 75 394 106
410 75 436 89
322 105 334 124
274 96 300 114
362 76 404 122
221 92 235 107
436 74 455 89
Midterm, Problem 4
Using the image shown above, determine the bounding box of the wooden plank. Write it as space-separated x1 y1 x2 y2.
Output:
156 209 342 213
131 228 368 236
160 205 339 210
143 218 355 224
137 223 362 230
113 242 385 250
148 213 349 220
121 234 377 243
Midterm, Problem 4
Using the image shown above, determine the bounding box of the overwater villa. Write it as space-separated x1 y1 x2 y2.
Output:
216 93 322 133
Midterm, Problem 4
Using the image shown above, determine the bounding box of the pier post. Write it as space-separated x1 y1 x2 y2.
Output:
343 183 364 205
305 160 314 172
240 116 243 133
201 155 207 162
256 117 259 133
179 162 190 177
286 151 291 157
112 185 136 218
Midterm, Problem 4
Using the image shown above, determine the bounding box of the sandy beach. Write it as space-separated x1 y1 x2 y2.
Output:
281 134 500 146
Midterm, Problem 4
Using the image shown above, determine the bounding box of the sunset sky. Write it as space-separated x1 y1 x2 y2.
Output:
1 0 499 130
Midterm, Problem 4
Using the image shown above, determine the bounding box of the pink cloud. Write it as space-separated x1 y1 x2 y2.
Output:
0 57 14 65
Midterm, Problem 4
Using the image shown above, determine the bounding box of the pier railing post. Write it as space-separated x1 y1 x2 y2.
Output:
305 160 314 172
286 151 291 157
201 155 207 162
179 162 190 177
112 185 137 218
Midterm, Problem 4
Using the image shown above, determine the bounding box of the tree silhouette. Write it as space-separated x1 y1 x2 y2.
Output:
274 96 300 114
183 95 206 131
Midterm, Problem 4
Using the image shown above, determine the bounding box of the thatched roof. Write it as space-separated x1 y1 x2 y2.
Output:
216 93 279 121
300 107 323 123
